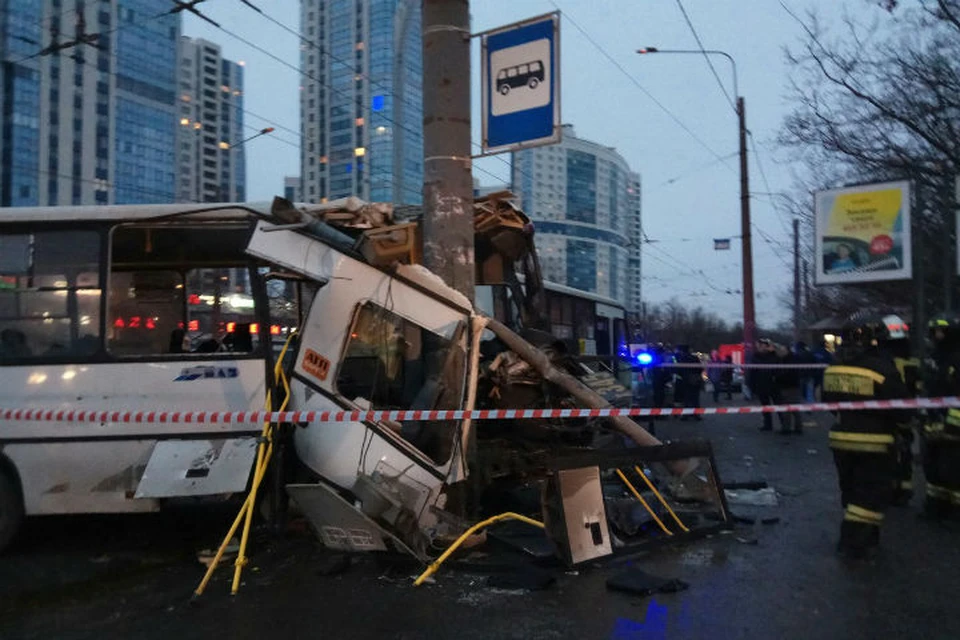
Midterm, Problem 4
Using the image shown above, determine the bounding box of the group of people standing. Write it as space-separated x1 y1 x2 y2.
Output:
747 338 833 434
821 310 960 559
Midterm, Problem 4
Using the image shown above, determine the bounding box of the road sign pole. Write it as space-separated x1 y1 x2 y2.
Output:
422 0 474 301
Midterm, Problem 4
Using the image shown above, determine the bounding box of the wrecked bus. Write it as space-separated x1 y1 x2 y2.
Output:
0 196 725 561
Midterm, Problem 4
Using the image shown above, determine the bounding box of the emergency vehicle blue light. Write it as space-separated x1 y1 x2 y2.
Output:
372 95 385 112
637 352 653 365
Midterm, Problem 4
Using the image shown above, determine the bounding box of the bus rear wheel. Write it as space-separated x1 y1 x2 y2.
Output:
499 84 510 96
0 470 24 552
527 77 539 89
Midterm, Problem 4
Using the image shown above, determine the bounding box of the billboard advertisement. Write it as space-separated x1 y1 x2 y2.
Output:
814 180 911 284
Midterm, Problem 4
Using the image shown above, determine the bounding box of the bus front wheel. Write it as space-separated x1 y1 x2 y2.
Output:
499 84 510 96
527 77 539 89
0 468 23 552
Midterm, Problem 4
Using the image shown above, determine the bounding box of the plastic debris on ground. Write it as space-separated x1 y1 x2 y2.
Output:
196 538 239 568
723 487 779 507
606 568 689 597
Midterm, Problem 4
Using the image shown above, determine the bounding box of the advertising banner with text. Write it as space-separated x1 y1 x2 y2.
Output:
815 180 911 284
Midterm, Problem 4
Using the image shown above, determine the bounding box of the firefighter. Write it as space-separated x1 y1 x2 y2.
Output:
887 316 920 506
823 311 910 558
921 311 960 520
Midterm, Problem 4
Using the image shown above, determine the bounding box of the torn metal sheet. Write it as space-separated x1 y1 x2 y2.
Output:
135 438 257 498
286 482 421 559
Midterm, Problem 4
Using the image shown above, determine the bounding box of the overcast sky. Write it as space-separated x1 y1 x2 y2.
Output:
183 0 868 326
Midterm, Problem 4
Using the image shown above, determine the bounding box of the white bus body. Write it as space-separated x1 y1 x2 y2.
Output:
0 200 477 556
0 203 279 548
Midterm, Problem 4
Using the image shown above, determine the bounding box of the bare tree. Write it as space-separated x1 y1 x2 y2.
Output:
779 1 960 325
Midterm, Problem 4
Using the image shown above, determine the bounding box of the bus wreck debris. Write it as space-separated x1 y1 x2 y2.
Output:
248 195 726 567
0 195 727 579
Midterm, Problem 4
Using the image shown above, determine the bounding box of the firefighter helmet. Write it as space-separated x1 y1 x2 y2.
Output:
841 310 907 348
928 310 960 348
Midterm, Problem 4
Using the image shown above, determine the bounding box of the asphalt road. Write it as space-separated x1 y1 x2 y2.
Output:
3 403 959 640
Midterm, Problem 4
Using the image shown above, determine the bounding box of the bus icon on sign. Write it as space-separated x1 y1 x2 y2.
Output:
489 37 551 117
496 60 544 95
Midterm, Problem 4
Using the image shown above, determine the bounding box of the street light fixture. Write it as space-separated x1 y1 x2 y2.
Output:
637 47 756 359
225 127 274 150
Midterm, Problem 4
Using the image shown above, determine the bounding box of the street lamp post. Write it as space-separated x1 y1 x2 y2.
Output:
637 48 756 360
229 126 275 150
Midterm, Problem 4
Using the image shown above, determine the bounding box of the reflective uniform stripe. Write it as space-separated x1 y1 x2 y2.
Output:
925 422 945 434
900 481 914 490
923 423 960 440
844 512 879 525
846 504 884 523
927 484 960 505
829 431 893 453
827 366 886 385
829 431 895 444
830 441 891 453
946 409 960 427
823 366 882 397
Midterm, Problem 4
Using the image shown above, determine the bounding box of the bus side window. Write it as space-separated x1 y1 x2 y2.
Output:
0 230 102 362
108 224 261 358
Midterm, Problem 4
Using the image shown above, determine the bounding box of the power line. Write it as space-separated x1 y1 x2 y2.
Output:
10 164 194 204
229 0 435 204
547 0 735 172
11 3 171 64
208 20 430 199
674 0 736 112
227 1 760 297
747 132 793 236
658 151 738 186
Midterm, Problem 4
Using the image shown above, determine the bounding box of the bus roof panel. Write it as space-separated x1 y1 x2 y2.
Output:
0 202 276 224
541 279 625 310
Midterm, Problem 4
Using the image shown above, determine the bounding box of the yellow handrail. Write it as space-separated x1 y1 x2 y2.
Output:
413 512 544 586
615 468 673 536
194 332 297 598
633 465 689 533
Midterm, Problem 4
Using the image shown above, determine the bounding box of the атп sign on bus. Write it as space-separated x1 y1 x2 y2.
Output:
479 12 561 155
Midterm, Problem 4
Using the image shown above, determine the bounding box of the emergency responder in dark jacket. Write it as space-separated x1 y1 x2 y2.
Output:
887 315 919 506
922 311 960 519
823 311 911 558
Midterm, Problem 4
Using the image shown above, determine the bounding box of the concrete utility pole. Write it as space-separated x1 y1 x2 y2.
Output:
422 0 474 301
793 218 800 341
738 96 756 358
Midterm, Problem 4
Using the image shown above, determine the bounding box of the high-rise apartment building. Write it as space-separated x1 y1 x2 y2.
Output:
0 0 180 207
512 125 642 313
299 0 422 205
283 176 303 201
175 37 245 203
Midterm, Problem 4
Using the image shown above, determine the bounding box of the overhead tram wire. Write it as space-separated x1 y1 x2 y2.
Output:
235 1 742 282
236 0 496 204
748 132 794 236
674 0 737 113
11 2 178 64
547 0 735 172
10 164 200 204
238 0 738 265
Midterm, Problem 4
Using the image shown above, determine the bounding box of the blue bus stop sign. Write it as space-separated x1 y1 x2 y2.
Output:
480 12 561 155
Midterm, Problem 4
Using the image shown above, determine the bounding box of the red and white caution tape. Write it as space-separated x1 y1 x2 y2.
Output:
652 362 827 369
1 397 958 425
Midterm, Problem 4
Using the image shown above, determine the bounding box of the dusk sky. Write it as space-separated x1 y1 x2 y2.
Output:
183 0 865 326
